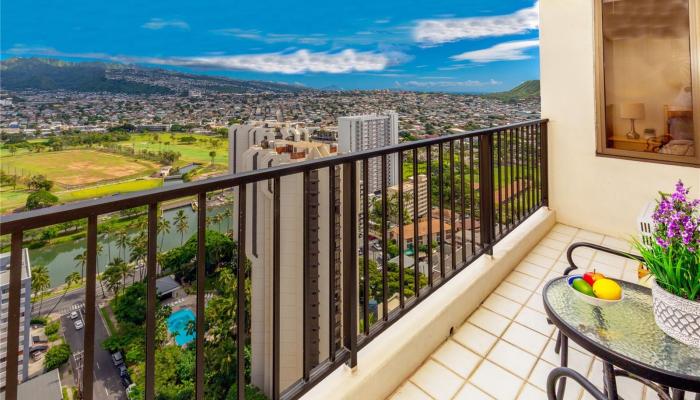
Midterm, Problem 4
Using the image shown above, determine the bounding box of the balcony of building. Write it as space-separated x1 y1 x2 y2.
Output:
1 1 700 399
385 224 683 400
0 118 551 400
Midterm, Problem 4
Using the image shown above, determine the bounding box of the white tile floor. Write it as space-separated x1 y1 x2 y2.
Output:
388 223 691 400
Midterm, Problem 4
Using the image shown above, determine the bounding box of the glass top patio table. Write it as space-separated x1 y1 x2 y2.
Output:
543 277 700 392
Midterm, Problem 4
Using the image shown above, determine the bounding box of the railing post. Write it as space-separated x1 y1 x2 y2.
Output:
380 154 388 321
195 193 207 400
83 215 98 400
237 185 247 399
540 121 549 207
273 177 281 399
5 231 23 400
478 134 495 255
145 204 158 399
341 161 358 369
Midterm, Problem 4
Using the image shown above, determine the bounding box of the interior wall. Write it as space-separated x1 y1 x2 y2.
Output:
606 37 693 137
540 0 700 238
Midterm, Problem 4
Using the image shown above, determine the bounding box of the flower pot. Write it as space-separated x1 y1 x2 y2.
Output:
651 278 700 348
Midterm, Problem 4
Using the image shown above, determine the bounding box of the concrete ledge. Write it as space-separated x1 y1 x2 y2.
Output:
301 207 556 400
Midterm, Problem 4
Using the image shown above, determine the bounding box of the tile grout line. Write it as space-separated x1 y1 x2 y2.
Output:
490 230 579 399
392 226 594 400
405 376 439 400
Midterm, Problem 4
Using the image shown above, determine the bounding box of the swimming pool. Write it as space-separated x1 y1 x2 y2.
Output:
167 308 196 346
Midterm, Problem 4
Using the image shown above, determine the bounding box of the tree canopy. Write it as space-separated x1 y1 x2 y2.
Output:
159 230 235 282
26 189 58 210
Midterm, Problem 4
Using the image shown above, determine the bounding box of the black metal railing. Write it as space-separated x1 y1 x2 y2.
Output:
0 119 548 400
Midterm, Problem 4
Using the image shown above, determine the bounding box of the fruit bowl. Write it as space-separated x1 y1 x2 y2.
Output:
567 275 624 306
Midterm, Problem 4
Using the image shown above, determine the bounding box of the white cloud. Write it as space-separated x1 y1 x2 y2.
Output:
413 1 539 45
402 79 501 88
147 49 404 74
142 18 189 30
451 39 539 63
7 46 406 75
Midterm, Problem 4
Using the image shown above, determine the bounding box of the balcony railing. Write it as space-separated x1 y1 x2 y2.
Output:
0 118 548 400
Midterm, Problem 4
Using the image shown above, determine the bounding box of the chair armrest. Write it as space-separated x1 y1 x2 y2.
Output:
547 367 606 400
564 242 644 276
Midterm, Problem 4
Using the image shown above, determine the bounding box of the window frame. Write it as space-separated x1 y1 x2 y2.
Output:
594 0 700 167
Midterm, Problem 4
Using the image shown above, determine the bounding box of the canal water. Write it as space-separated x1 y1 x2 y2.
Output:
30 203 233 288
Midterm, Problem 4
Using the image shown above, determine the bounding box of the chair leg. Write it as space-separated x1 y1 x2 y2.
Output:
671 389 685 400
556 334 569 399
602 362 619 400
555 330 562 354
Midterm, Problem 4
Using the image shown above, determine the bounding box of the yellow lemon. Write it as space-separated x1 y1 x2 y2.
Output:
592 278 622 300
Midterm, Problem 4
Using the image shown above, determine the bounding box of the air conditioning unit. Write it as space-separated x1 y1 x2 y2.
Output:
638 201 656 247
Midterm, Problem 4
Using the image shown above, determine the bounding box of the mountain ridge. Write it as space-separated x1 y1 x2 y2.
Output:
0 57 307 94
486 80 540 101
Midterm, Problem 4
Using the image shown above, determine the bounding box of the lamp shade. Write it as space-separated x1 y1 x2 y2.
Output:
620 103 645 119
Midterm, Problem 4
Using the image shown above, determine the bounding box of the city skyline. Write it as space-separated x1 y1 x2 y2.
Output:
1 0 540 92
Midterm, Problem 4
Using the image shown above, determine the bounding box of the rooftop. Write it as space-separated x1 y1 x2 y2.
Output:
0 248 31 285
0 370 61 400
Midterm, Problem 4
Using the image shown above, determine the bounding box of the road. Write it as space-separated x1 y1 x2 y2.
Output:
62 304 127 399
33 264 146 318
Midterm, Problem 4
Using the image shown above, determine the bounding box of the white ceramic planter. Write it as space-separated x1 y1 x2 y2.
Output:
651 278 700 348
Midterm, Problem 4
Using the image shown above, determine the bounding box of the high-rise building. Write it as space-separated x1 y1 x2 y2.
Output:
0 249 32 388
338 111 399 194
236 138 342 393
387 174 429 221
228 121 311 174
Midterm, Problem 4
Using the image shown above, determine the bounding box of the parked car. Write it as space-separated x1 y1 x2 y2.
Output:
111 351 124 366
30 344 48 353
69 311 79 320
73 319 84 330
31 334 48 344
118 364 129 378
121 375 132 388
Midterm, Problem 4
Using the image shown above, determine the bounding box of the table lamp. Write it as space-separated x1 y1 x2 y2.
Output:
620 103 645 139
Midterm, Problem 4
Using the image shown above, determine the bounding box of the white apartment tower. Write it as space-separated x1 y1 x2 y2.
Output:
338 111 399 194
237 139 342 396
228 121 311 174
387 174 429 221
0 249 32 388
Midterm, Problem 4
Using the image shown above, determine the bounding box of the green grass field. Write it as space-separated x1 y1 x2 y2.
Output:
120 133 229 166
59 178 163 202
1 177 163 212
0 133 228 214
1 149 158 188
0 188 29 213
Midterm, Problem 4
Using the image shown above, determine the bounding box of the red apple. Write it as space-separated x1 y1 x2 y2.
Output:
583 270 605 286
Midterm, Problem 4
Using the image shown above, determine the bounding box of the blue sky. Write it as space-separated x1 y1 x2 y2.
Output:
1 0 540 92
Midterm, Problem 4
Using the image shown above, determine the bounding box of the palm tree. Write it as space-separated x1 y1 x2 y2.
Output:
94 242 106 298
74 250 87 279
117 260 134 289
129 232 147 281
46 272 82 316
158 216 171 252
103 261 123 295
116 230 130 260
174 209 189 245
30 265 51 315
